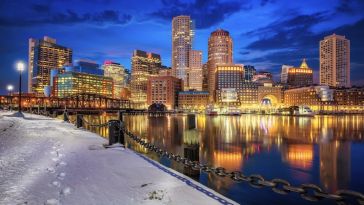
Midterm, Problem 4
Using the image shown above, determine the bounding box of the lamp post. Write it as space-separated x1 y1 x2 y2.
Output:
16 62 25 113
7 85 14 111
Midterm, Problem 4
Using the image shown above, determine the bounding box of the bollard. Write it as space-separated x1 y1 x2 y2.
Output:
76 114 83 128
183 144 200 177
108 120 124 145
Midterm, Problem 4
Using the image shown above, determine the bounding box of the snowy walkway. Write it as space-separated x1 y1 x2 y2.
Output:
0 111 237 205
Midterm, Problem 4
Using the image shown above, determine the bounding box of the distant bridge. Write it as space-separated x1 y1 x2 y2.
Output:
0 93 146 112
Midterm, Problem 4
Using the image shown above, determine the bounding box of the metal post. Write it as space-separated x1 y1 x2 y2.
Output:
76 114 83 128
18 71 22 112
187 114 196 130
118 110 124 122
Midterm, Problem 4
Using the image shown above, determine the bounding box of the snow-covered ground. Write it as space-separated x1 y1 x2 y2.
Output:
0 111 238 205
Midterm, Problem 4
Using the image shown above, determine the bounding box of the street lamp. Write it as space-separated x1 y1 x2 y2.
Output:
7 85 14 111
16 61 25 113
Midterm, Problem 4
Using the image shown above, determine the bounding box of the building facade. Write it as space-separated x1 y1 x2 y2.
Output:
320 34 350 88
53 71 113 98
243 65 256 82
172 15 193 88
207 29 233 102
215 64 244 106
252 71 274 85
281 59 313 87
147 76 182 110
188 50 203 91
178 91 209 111
28 36 72 95
103 61 128 99
73 59 103 75
130 50 161 105
284 86 335 111
334 87 364 112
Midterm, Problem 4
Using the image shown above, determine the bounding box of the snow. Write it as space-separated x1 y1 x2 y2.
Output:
0 111 238 205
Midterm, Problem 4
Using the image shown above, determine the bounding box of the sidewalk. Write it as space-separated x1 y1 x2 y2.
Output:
0 111 238 205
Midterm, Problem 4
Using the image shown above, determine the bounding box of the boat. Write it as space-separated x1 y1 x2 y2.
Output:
222 107 241 115
205 105 219 116
293 106 315 117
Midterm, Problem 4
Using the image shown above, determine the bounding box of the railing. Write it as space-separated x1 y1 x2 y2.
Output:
35 110 364 205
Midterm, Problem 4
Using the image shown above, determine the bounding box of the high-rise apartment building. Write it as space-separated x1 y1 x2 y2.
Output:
28 36 72 95
207 29 233 101
130 50 161 104
73 59 103 75
320 34 350 88
215 64 244 106
172 15 193 88
202 63 208 91
103 61 128 99
188 50 203 91
281 59 313 87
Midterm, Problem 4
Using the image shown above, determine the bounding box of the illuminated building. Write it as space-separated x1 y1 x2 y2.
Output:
159 66 173 76
239 82 259 106
207 29 233 102
281 59 313 87
53 71 113 98
188 50 203 91
103 61 128 99
258 84 283 106
215 65 244 106
178 91 209 111
202 63 208 91
73 59 103 75
147 76 182 110
172 15 193 88
320 34 350 88
130 50 161 105
28 36 72 95
252 71 273 85
243 65 256 82
334 87 364 112
284 86 335 111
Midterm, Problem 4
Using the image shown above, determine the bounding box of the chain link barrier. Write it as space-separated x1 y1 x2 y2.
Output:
78 115 110 128
122 128 364 205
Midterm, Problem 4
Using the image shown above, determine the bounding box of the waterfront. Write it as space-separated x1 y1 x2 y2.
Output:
75 114 364 205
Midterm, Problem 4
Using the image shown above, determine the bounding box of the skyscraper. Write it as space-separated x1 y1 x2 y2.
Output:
172 15 193 88
188 50 203 91
320 34 350 88
207 29 233 102
281 59 313 87
130 50 161 104
103 61 128 99
28 36 72 95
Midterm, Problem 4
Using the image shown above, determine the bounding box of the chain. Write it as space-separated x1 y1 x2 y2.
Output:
64 112 77 124
123 129 364 205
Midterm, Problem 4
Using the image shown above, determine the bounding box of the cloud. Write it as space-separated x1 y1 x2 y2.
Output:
260 0 275 6
0 10 132 27
149 0 250 29
31 3 51 13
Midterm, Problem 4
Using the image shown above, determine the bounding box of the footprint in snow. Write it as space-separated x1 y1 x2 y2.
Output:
60 187 71 196
46 167 55 173
51 181 61 187
44 198 60 205
57 172 66 180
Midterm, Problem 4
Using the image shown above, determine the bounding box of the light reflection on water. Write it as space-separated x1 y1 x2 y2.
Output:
72 114 364 205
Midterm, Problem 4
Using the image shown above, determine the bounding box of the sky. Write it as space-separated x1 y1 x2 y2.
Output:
1 0 364 94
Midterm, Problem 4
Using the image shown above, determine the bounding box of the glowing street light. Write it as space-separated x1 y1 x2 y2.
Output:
7 84 14 94
16 61 25 113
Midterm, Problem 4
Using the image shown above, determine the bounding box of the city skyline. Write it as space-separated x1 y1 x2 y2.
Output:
1 0 364 94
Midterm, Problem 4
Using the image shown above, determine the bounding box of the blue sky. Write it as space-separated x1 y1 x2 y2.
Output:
1 0 364 94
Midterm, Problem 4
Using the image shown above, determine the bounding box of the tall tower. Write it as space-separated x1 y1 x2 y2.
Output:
172 15 193 89
28 36 72 95
188 50 203 91
320 34 350 88
103 61 128 99
207 29 233 102
130 50 161 105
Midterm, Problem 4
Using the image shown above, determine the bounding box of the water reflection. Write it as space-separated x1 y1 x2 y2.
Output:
79 114 364 204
